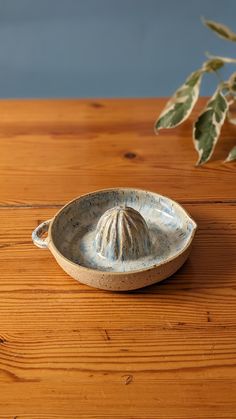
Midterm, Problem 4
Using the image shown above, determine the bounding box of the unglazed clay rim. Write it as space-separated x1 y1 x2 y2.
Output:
47 188 197 275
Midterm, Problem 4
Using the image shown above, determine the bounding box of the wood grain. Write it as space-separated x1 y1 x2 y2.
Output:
0 98 235 206
0 98 236 418
1 203 236 417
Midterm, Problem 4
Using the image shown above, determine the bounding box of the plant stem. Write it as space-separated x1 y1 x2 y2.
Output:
214 69 223 83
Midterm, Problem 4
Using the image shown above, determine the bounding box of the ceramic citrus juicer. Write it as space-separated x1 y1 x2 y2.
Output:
32 188 197 291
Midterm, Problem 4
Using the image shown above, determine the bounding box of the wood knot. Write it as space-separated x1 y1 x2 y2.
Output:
122 374 134 385
90 102 104 108
124 152 136 159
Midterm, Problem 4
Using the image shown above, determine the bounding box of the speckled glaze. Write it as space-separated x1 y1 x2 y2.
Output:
32 188 197 291
95 206 151 261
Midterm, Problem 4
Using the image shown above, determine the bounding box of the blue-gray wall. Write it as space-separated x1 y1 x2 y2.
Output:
0 0 236 98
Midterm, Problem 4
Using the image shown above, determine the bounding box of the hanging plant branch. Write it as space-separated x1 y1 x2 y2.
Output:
154 18 236 164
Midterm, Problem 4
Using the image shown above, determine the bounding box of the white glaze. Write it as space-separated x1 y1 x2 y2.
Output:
50 189 196 273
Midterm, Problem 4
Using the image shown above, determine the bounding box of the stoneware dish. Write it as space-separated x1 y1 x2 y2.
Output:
32 188 197 291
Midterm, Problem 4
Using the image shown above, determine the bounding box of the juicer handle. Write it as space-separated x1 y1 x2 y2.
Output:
32 219 52 249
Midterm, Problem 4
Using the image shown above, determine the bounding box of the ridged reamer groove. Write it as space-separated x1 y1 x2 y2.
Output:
95 206 151 261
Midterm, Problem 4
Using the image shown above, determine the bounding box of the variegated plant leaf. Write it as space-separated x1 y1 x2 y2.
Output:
226 74 236 124
227 111 236 125
225 146 236 162
203 18 236 42
155 70 202 132
228 72 236 92
202 58 224 72
193 90 229 165
227 96 236 125
205 53 236 64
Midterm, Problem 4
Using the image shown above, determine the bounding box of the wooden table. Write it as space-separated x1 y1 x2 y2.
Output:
0 98 236 418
